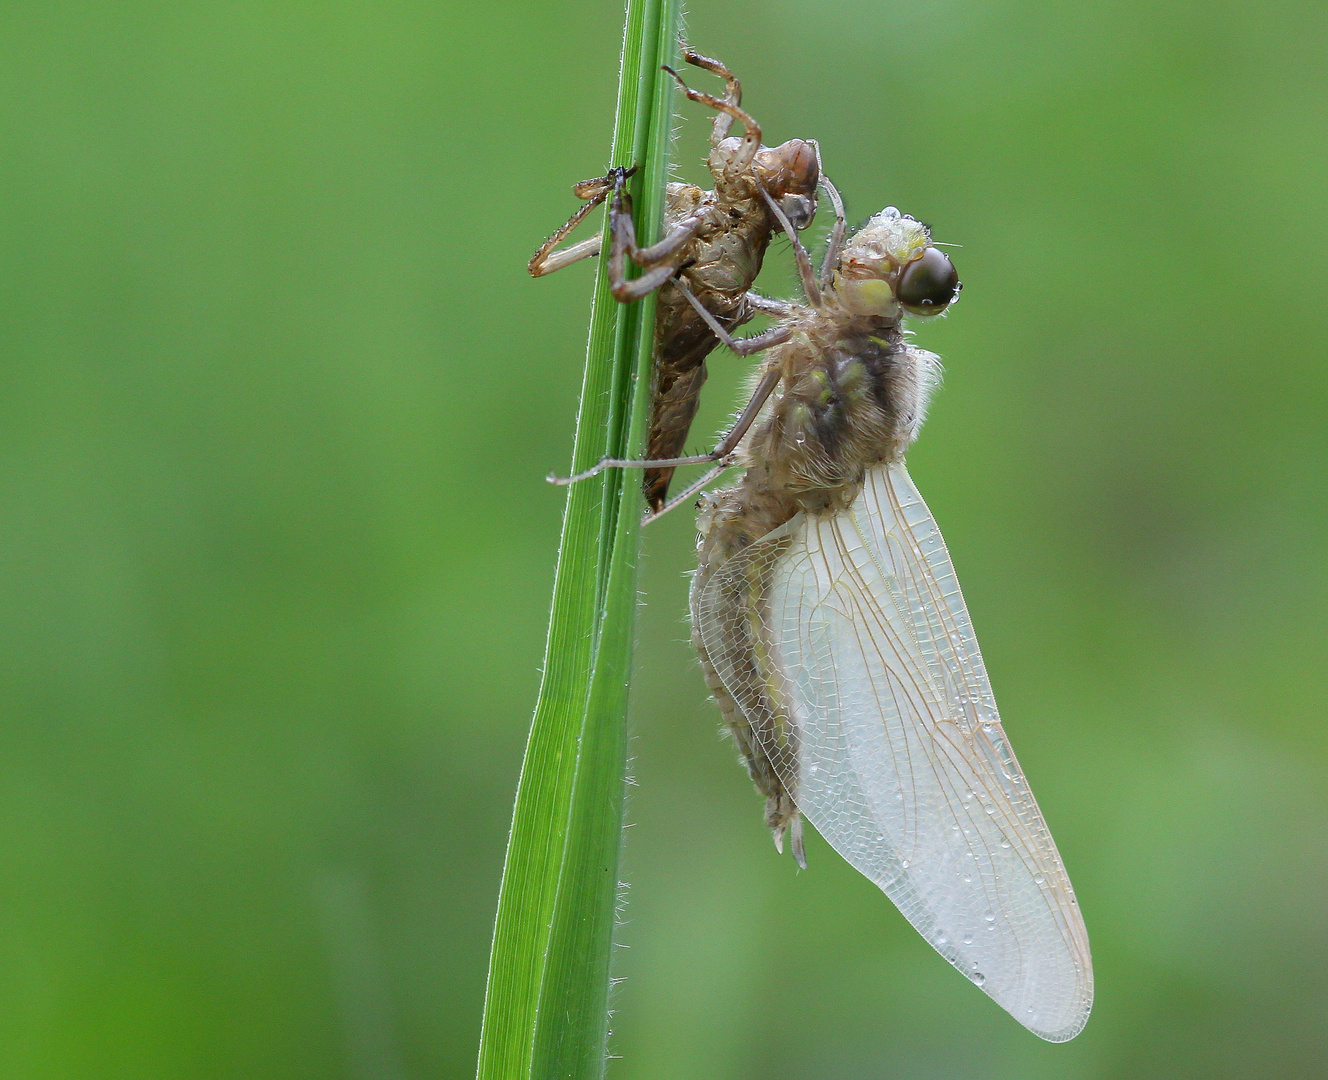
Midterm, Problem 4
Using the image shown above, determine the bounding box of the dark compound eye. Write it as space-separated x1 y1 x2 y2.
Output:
779 193 816 231
898 247 960 314
780 140 819 195
754 140 819 203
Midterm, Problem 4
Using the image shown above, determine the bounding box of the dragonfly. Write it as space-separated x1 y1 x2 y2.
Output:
530 47 833 514
660 190 1094 1040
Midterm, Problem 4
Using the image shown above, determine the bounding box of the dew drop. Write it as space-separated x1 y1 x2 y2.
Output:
1034 874 1045 885
985 806 996 815
972 972 986 987
794 430 807 445
935 932 948 946
983 911 996 923
963 935 973 945
900 859 910 869
962 874 972 883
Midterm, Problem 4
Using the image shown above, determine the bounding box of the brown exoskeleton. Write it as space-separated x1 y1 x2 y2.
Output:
530 47 835 515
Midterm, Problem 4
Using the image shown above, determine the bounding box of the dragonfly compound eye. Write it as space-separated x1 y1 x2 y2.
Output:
897 247 960 315
779 139 819 195
779 193 817 231
755 140 819 198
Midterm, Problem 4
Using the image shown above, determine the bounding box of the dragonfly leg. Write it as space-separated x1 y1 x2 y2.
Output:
527 171 623 277
676 280 793 356
550 450 735 487
679 45 743 145
745 292 801 319
756 181 822 307
640 459 733 524
663 64 761 172
628 210 707 269
808 147 848 290
603 170 707 300
550 365 782 492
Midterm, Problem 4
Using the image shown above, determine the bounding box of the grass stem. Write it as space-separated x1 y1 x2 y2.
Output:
476 2 681 1078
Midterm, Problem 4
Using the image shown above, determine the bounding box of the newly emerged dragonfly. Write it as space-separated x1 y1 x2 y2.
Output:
530 47 828 513
659 197 1093 1039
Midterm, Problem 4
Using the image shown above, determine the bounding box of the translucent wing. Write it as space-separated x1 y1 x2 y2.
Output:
694 462 1092 1041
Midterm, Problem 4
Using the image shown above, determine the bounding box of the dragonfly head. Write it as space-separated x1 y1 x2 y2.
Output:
834 208 961 319
753 139 819 230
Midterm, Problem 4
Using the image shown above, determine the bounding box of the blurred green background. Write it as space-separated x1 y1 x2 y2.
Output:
2 0 1325 1077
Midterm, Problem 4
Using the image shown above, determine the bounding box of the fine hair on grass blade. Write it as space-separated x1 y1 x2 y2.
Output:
475 2 682 1079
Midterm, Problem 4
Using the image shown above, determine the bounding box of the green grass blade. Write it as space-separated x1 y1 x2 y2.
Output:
476 2 681 1078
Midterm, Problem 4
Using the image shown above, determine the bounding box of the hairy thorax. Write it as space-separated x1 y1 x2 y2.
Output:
696 307 941 578
748 310 934 494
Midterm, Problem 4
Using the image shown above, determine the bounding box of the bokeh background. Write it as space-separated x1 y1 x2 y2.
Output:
2 0 1326 1077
